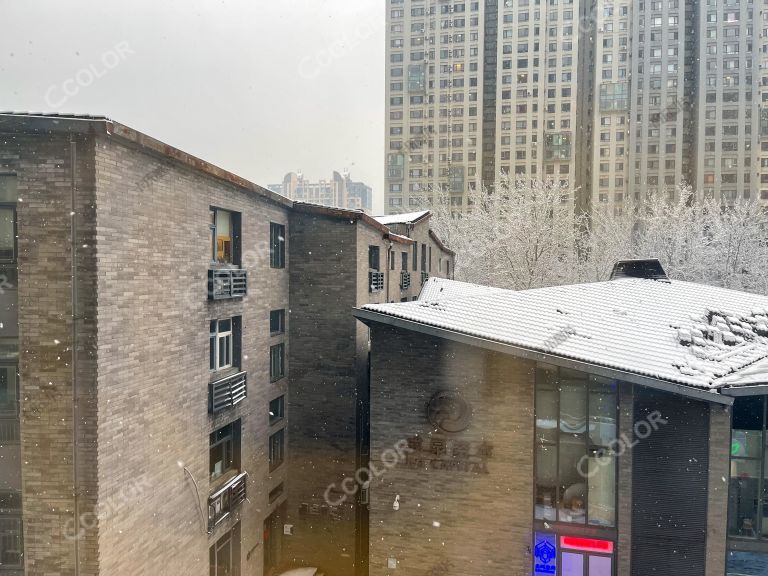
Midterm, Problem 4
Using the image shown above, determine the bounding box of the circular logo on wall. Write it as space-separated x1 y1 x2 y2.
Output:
426 390 472 434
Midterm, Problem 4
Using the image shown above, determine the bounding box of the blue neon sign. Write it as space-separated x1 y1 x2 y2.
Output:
534 532 557 575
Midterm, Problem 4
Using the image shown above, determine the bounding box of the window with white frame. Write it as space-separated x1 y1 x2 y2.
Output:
210 318 237 371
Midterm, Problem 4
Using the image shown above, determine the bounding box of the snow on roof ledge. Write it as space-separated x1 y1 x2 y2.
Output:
373 211 430 226
360 277 768 395
418 277 504 302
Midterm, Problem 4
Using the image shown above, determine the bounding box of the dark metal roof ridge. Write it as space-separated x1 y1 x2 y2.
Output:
293 202 415 243
353 307 733 405
0 112 293 209
429 229 456 256
108 121 292 208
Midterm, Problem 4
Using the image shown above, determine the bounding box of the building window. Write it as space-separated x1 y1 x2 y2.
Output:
268 483 284 503
535 364 617 527
269 428 285 471
0 364 18 415
269 395 285 426
729 396 768 538
210 208 240 265
390 251 396 270
270 309 285 336
210 420 241 482
421 244 427 271
0 206 16 264
210 318 240 372
0 491 22 570
270 343 285 382
401 252 408 270
210 523 240 576
412 242 418 271
270 222 285 269
368 245 380 271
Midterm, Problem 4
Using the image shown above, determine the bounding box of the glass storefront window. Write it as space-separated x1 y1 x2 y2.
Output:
534 364 618 528
727 550 768 575
729 396 766 539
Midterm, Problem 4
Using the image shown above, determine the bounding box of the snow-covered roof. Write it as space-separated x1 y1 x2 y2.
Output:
373 211 430 226
419 277 504 302
361 278 768 392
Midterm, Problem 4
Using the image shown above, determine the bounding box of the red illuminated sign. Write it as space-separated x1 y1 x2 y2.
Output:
560 536 614 554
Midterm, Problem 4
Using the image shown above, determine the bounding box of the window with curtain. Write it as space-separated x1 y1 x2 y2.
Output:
535 364 618 527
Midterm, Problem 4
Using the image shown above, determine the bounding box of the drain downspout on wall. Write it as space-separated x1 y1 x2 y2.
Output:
70 136 81 576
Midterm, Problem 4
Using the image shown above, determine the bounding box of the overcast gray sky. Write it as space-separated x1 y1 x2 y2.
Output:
0 0 386 213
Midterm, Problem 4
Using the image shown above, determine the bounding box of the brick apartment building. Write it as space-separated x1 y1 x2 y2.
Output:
354 264 768 576
286 206 453 576
0 112 454 576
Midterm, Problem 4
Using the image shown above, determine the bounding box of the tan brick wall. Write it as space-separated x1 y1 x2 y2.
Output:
384 219 454 302
706 403 731 576
1 133 100 576
617 385 633 576
286 211 360 576
368 325 534 576
93 135 290 576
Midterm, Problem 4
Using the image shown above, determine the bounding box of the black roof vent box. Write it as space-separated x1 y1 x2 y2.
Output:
610 258 669 281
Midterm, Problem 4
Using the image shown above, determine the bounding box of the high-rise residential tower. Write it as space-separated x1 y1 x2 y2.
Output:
385 1 489 213
386 0 768 214
385 0 593 213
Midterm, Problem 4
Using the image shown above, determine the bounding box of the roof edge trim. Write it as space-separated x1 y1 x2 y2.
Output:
353 307 733 405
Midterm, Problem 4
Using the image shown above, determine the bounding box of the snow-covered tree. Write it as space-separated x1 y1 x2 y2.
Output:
419 179 768 295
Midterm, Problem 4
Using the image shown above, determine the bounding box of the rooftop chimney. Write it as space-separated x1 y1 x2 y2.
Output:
609 258 669 281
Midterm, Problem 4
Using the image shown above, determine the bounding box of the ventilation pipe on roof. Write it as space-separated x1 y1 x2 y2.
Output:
609 258 669 281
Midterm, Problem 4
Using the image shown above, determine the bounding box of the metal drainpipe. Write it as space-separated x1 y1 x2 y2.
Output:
70 136 81 576
386 241 392 303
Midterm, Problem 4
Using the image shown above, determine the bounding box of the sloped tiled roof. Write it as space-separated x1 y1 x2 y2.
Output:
361 278 768 391
419 277 504 302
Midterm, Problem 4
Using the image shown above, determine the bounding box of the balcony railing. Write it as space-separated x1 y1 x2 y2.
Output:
421 271 429 286
208 472 248 530
369 271 385 293
209 371 247 414
400 271 411 290
208 269 247 301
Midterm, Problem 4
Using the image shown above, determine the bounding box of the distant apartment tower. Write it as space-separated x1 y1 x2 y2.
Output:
495 0 592 210
691 0 762 203
344 177 373 213
385 0 593 213
385 1 488 213
387 0 768 214
589 0 632 211
627 0 695 204
271 172 372 213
